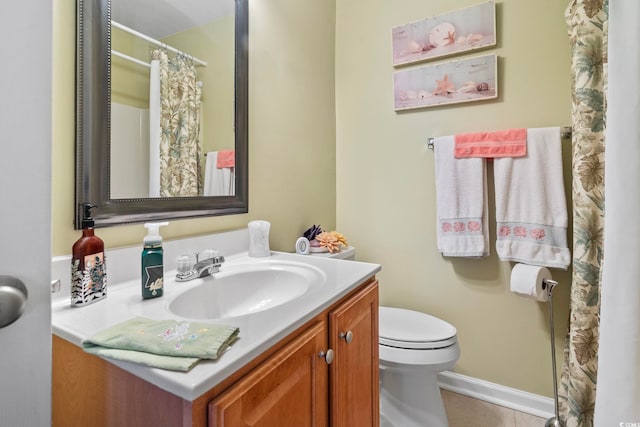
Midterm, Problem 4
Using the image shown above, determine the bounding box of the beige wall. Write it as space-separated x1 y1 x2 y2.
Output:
336 0 572 398
52 0 337 256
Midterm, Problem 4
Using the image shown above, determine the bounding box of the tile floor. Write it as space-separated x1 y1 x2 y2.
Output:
442 390 548 427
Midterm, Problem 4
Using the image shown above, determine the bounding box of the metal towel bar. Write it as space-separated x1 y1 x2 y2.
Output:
426 126 572 150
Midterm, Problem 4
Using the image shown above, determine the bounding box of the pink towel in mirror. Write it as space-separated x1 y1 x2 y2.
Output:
216 149 235 168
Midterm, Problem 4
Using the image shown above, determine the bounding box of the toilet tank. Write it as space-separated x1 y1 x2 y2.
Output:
313 246 356 260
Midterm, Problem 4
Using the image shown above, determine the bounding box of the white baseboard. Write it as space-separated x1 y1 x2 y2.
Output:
438 371 555 419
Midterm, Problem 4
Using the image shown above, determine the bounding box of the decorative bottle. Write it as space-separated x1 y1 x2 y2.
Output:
71 204 107 306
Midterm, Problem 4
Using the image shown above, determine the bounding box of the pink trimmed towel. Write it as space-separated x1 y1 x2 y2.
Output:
216 149 235 168
454 128 527 158
492 127 571 269
434 135 489 258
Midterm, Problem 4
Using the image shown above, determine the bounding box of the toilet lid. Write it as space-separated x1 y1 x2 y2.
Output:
379 306 457 350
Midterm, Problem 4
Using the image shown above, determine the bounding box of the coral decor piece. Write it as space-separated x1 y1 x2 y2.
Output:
314 231 349 254
302 225 349 254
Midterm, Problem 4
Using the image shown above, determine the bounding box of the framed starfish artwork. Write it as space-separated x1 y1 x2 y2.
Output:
393 53 497 111
392 1 496 67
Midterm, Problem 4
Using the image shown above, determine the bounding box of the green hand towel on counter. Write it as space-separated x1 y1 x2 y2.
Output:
82 317 240 372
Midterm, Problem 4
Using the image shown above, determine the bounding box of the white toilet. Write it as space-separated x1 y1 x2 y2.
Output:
318 248 460 426
379 306 460 427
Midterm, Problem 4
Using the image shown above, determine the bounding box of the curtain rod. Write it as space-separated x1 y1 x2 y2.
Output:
426 126 572 150
112 49 150 68
112 20 208 67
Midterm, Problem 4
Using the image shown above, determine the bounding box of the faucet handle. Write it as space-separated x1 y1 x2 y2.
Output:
177 254 196 272
200 249 219 260
176 254 198 282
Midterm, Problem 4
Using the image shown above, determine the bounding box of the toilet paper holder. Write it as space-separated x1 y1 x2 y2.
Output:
542 278 563 427
542 279 558 296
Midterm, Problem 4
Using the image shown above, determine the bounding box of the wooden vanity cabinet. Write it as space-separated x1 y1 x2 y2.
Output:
209 279 379 427
53 278 378 427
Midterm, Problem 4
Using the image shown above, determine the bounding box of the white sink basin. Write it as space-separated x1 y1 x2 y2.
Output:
168 260 326 320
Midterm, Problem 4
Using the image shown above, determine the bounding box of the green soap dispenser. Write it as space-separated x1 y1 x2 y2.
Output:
141 222 168 299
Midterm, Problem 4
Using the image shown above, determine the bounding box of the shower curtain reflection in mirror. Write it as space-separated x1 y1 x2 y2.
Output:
108 4 239 201
152 49 203 197
111 49 204 198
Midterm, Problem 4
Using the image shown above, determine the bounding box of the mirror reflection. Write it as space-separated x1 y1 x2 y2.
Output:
110 0 236 198
75 0 248 228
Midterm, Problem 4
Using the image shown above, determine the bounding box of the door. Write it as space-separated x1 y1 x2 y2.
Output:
0 1 53 426
329 280 379 427
209 321 329 426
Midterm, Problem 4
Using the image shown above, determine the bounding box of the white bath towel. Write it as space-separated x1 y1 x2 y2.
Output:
493 127 571 269
148 59 161 197
434 135 489 257
203 151 235 196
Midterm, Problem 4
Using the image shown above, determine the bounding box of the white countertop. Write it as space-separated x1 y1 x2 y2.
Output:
52 249 380 401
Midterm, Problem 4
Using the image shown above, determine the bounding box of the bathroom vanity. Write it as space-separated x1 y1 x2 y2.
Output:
51 231 380 427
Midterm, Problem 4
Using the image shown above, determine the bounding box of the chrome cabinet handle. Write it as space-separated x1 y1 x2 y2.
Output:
318 349 334 364
339 330 354 344
0 276 28 328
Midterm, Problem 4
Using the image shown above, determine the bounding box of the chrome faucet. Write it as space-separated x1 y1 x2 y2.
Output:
176 251 225 282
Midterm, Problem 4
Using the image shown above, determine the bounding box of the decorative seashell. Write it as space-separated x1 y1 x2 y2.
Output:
456 36 466 44
476 82 489 91
406 90 418 100
422 43 436 52
433 74 455 96
418 90 430 99
457 81 477 93
466 33 484 44
428 22 456 48
407 40 422 53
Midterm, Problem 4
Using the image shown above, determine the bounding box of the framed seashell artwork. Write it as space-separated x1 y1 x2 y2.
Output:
391 1 496 67
393 53 497 111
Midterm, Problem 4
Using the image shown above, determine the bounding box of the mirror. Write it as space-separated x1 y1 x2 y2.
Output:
75 0 248 228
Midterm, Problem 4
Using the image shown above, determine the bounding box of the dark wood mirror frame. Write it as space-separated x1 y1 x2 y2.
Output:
75 0 248 228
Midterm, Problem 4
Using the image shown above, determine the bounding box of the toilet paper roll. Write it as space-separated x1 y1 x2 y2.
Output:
510 263 552 302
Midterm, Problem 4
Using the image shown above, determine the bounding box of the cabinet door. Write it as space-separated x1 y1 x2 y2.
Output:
329 280 379 427
208 321 329 427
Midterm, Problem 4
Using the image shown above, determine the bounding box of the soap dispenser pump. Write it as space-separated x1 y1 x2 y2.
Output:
71 203 107 306
141 222 168 299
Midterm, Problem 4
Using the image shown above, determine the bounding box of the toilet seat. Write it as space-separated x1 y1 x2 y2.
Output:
379 306 457 350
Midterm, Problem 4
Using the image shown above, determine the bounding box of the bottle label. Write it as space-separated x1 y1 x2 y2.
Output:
144 264 164 297
71 252 107 306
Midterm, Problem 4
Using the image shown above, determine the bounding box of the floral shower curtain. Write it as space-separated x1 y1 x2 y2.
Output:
559 1 607 426
152 49 203 197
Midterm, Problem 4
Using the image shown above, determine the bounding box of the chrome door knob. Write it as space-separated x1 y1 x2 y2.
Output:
339 330 354 344
318 349 334 364
0 276 28 328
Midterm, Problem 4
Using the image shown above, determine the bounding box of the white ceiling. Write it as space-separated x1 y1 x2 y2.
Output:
111 0 234 39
